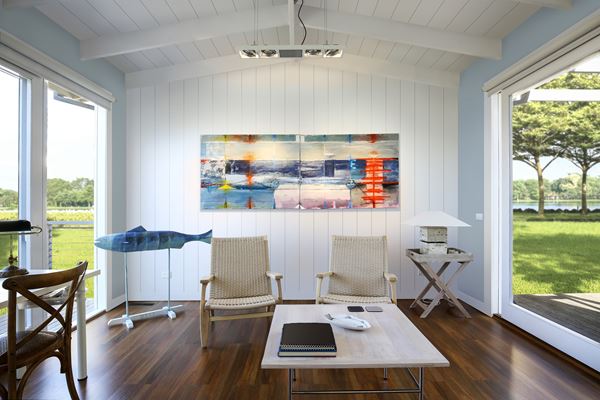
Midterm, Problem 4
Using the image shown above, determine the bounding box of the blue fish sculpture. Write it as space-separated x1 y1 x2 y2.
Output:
94 226 212 253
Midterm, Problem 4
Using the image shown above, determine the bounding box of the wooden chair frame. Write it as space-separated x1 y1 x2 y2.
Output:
315 236 398 305
0 261 87 400
200 237 282 348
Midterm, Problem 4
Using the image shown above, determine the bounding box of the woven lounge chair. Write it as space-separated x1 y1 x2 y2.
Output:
200 236 282 348
315 235 398 305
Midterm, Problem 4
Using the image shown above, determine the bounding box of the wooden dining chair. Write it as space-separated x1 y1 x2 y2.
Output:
0 261 87 400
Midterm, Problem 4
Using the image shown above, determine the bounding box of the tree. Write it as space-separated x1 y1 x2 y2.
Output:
561 103 600 214
513 180 528 201
540 71 600 214
550 174 580 200
512 102 568 215
0 189 18 208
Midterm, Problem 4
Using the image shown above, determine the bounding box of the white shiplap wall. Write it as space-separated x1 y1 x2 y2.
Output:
125 63 458 300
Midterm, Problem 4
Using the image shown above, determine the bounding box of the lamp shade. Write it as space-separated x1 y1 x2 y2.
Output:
403 211 470 227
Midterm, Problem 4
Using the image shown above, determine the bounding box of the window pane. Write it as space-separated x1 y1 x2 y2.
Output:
46 83 97 314
0 67 20 266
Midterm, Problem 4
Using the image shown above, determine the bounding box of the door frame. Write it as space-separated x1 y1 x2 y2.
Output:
487 38 600 371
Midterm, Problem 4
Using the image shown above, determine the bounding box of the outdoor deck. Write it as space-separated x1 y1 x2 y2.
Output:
514 293 600 343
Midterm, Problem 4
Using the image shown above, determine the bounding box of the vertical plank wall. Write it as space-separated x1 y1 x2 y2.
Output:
125 64 458 300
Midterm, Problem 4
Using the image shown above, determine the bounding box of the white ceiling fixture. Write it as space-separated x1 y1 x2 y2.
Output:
239 0 343 60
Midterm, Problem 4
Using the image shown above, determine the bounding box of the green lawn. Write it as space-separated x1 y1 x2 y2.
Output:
0 226 95 299
513 213 600 294
51 227 95 299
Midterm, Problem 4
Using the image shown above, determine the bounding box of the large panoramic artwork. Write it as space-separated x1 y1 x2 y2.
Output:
200 134 399 210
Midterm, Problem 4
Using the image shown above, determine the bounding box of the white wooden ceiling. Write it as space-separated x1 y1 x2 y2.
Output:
2 0 573 87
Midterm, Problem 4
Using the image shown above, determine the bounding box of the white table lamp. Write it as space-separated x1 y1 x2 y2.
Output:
403 211 470 254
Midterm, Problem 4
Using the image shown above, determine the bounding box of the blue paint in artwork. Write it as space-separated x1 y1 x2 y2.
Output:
95 226 212 252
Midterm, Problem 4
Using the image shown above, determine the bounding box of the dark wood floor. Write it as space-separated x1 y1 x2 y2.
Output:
11 300 600 400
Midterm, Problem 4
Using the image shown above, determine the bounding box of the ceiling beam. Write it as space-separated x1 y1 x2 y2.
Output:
2 0 52 7
125 54 290 89
81 5 288 61
302 54 459 88
502 0 571 9
301 6 501 59
126 53 458 89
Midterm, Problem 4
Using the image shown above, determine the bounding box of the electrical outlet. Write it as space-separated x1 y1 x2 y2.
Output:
161 271 172 279
475 213 483 221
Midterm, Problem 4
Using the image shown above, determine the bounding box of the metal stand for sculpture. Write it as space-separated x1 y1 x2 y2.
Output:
95 226 212 330
107 249 183 329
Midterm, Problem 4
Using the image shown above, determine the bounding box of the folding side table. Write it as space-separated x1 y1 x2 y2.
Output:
406 248 474 318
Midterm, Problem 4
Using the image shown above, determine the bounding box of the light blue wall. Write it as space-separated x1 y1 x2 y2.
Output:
458 0 600 302
0 7 126 300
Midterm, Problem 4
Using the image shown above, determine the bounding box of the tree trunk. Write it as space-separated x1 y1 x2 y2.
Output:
536 157 545 216
581 169 588 215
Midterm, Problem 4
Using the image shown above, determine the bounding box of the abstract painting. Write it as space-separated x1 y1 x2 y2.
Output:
200 134 399 210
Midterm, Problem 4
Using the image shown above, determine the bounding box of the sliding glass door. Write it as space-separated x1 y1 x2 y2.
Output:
0 64 28 270
45 81 105 316
499 52 600 371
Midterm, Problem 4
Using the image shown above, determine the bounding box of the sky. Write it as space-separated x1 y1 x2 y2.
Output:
0 66 96 193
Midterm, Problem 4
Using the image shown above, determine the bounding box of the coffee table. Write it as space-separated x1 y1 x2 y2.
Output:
261 304 449 399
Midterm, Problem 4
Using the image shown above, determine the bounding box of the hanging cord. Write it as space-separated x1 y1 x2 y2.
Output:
251 0 257 45
298 0 307 45
324 0 328 44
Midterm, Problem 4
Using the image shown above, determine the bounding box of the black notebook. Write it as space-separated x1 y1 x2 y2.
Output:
278 323 337 357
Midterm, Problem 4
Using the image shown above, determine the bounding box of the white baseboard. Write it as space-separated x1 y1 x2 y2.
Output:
456 290 491 316
107 294 125 311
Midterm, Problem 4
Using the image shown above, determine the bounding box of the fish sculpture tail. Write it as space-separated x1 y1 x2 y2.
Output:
189 229 212 244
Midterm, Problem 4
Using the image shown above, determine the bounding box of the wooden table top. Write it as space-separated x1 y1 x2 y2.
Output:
261 304 449 369
0 269 100 309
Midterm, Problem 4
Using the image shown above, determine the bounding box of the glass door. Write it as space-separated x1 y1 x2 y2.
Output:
500 53 600 371
45 81 102 316
0 64 28 270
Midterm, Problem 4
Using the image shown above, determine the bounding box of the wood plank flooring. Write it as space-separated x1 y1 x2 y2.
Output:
12 300 600 399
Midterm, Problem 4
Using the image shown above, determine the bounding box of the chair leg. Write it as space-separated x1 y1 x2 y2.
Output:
8 366 17 400
63 346 80 400
200 307 210 348
65 354 79 400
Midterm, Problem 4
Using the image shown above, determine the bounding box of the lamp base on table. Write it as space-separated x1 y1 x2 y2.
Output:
0 265 29 278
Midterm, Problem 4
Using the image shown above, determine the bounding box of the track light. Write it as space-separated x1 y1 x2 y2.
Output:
304 49 323 57
239 45 343 59
324 48 342 58
239 49 259 58
260 49 279 58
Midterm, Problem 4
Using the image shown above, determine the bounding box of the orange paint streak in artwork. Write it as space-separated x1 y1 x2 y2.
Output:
360 157 388 208
244 152 255 186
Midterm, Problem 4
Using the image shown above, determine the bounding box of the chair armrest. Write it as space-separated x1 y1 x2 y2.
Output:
316 271 334 279
200 274 215 285
315 272 333 304
266 272 283 303
266 271 283 280
384 273 398 305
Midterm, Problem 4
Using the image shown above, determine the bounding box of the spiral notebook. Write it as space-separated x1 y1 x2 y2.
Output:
278 323 337 357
